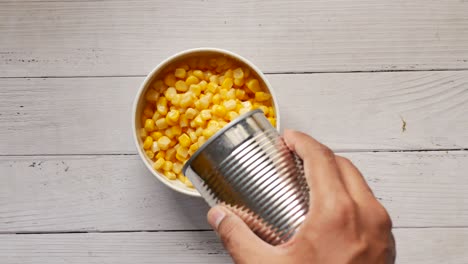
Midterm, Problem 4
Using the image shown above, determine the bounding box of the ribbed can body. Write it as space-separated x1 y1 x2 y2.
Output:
183 110 309 245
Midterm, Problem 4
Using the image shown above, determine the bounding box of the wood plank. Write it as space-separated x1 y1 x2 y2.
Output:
1 151 467 232
0 228 467 264
1 71 467 155
0 0 467 77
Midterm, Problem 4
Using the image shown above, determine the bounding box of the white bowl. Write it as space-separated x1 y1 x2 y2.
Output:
132 48 281 197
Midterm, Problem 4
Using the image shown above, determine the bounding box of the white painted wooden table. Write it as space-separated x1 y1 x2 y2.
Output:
1 1 467 263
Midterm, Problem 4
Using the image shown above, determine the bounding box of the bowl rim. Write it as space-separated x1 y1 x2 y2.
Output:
132 47 281 197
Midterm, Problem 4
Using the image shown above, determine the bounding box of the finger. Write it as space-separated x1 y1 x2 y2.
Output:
207 206 274 262
283 129 346 196
335 156 374 202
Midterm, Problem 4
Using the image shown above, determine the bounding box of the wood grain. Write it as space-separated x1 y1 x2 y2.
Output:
0 0 467 77
1 151 467 232
1 228 467 264
1 71 467 155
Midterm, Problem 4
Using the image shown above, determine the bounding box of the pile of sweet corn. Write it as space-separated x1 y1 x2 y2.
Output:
139 56 276 187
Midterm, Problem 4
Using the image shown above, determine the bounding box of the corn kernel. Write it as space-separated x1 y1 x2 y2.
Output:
150 131 163 141
234 89 245 99
166 109 180 125
164 87 177 100
188 130 198 143
200 109 212 120
234 77 244 87
209 75 219 84
192 70 204 80
197 136 206 146
176 146 189 159
180 92 195 108
143 105 154 117
226 111 239 121
223 99 237 111
185 108 198 119
255 92 271 101
155 151 165 159
178 133 191 147
185 178 194 188
243 67 251 78
175 80 188 92
212 104 227 117
164 74 177 87
143 136 153 150
246 79 261 93
195 127 203 137
199 80 208 91
219 88 228 99
179 115 189 128
157 136 171 150
186 75 199 86
236 102 243 112
177 173 186 182
140 128 148 139
268 117 276 127
144 119 155 132
153 80 166 92
156 97 168 115
152 111 161 122
207 82 218 93
174 68 186 79
153 158 165 170
193 115 205 127
145 89 160 102
218 76 225 86
145 150 155 159
151 141 160 153
268 107 275 117
222 77 234 90
233 67 244 79
164 171 176 180
239 107 250 115
196 96 210 110
219 120 228 127
212 94 221 104
156 118 169 130
173 162 183 174
170 126 182 137
166 147 176 161
189 84 202 96
226 89 236 100
189 142 199 152
203 127 216 139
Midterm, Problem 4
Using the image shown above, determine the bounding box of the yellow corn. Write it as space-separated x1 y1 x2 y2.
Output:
151 141 160 153
156 97 168 115
157 136 171 150
166 109 180 125
145 119 154 132
180 92 195 108
166 147 176 161
224 69 233 78
193 115 205 127
176 146 189 159
199 80 208 91
164 74 176 87
179 115 189 128
193 70 204 80
188 130 198 143
174 68 186 79
202 127 216 138
226 111 239 121
223 99 237 111
164 87 177 101
173 162 183 174
175 80 188 92
212 94 221 104
177 173 186 182
200 109 212 120
150 131 163 141
153 158 165 170
156 118 169 130
222 77 233 90
185 178 194 188
255 92 271 101
143 136 153 150
207 82 218 93
145 150 155 159
145 89 160 102
140 128 148 139
153 80 166 91
155 151 165 160
164 171 176 180
152 111 161 122
195 127 203 137
258 105 269 115
212 104 226 117
235 89 245 99
197 136 206 146
246 79 261 93
189 84 202 96
186 75 199 86
143 105 154 117
234 77 244 87
178 133 191 147
185 108 198 119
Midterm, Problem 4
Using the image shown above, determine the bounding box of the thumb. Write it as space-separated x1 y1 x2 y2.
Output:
207 205 273 262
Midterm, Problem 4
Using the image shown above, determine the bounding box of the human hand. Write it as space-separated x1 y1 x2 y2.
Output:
207 130 395 264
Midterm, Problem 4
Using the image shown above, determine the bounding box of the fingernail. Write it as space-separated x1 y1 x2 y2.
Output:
208 207 226 230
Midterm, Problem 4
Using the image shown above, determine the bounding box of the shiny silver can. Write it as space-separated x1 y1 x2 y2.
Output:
183 110 309 245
